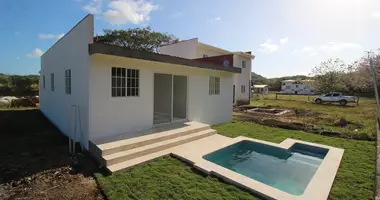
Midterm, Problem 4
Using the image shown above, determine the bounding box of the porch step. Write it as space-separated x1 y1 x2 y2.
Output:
95 122 210 157
104 129 216 166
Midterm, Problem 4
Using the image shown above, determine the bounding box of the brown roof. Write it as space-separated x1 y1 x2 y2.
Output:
88 43 241 73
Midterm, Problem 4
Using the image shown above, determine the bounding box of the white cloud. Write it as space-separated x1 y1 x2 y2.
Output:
26 48 44 58
170 11 183 18
38 33 64 39
308 52 317 57
372 11 380 19
319 42 362 52
83 4 100 14
300 46 315 53
280 37 288 44
104 0 158 25
258 38 279 53
208 16 221 23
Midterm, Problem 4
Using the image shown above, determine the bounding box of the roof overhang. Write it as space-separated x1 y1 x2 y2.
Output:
89 43 241 73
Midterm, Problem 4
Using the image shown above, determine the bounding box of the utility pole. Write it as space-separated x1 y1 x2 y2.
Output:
367 51 380 125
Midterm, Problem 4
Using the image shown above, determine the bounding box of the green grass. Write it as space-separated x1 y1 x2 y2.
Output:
251 94 376 140
96 121 375 200
95 157 260 200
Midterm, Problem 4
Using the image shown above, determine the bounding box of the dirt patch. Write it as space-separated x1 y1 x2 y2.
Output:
0 109 104 200
233 112 372 141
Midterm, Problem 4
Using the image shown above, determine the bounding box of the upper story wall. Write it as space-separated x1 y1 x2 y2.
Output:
159 38 198 59
40 14 94 149
195 44 229 58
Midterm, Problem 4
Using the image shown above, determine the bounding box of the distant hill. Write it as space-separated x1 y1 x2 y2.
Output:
251 72 311 91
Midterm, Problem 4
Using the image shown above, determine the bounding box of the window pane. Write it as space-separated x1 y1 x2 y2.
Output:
117 78 121 87
136 79 139 87
131 79 135 87
136 88 139 96
131 88 136 96
112 77 116 87
117 88 121 96
136 70 139 78
117 68 121 76
112 68 116 76
132 69 135 77
121 88 126 96
127 78 132 87
127 69 131 77
112 88 116 97
127 88 131 96
121 68 126 77
122 78 126 87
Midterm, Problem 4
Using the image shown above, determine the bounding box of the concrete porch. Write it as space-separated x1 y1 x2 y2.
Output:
89 121 216 172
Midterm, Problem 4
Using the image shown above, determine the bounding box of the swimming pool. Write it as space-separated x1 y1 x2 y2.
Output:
202 140 329 195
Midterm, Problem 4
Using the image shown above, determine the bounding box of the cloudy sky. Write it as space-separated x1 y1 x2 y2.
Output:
0 0 379 77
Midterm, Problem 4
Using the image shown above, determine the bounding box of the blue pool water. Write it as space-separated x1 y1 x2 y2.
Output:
203 140 328 195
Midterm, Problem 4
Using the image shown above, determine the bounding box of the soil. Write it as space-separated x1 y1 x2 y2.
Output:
0 109 104 200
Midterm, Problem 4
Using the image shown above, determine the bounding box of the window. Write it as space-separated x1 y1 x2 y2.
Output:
241 85 246 93
209 76 220 95
324 93 332 97
111 67 139 97
111 67 126 97
50 73 54 91
242 60 246 68
203 54 208 58
65 69 71 94
332 93 340 97
43 75 45 89
127 69 139 97
296 85 298 88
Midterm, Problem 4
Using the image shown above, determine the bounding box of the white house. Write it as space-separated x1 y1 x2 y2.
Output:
39 14 241 156
253 85 269 94
159 38 254 105
280 80 315 95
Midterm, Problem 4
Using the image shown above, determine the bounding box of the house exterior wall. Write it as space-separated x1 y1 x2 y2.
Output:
280 81 315 94
159 38 198 59
39 15 93 149
159 40 252 105
233 54 251 103
88 55 233 141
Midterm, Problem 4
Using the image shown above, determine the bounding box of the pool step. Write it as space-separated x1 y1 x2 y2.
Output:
104 129 216 166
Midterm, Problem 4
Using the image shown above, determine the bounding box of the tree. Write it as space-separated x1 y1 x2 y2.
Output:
95 27 179 53
310 58 347 93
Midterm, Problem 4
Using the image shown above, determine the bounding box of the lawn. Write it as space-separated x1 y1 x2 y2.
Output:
250 94 376 140
96 121 375 200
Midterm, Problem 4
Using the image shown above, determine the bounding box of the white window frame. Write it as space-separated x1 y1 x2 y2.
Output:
50 73 54 91
126 69 139 97
242 60 246 68
65 69 71 94
241 85 246 93
111 67 126 97
209 76 220 95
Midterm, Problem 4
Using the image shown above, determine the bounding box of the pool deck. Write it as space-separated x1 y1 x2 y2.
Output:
111 134 344 200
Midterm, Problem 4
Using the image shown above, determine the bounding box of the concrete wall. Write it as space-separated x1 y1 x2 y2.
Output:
195 45 227 58
88 55 233 140
40 14 93 149
159 38 198 59
233 54 252 103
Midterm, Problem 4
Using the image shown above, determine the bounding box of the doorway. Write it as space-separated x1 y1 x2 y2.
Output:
153 74 187 124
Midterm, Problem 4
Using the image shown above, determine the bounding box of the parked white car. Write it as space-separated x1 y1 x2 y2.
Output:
314 92 356 106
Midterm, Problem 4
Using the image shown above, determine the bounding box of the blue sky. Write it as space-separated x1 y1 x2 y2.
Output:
1 0 379 78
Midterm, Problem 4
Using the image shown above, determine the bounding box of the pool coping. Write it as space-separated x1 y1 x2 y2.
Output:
172 136 344 200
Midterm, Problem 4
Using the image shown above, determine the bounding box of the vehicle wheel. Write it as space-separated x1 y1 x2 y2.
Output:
339 100 347 106
315 99 322 104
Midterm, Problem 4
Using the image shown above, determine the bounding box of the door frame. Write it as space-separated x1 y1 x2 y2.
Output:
153 73 188 126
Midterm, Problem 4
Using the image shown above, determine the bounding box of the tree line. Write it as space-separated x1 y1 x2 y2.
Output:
0 74 39 96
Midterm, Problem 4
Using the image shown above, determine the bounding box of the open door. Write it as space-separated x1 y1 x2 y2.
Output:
173 75 187 120
153 73 172 124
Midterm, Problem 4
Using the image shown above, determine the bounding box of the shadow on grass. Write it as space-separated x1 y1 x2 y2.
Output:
0 109 100 185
